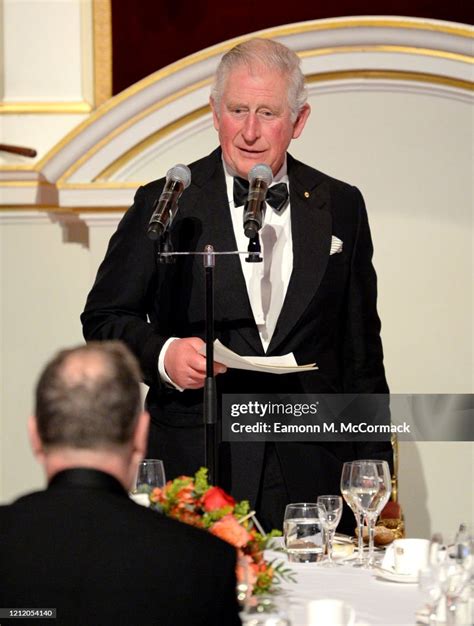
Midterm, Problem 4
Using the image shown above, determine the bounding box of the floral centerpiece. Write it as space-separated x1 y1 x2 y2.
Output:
149 467 294 596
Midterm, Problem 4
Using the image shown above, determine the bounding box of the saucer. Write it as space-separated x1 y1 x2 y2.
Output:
373 566 418 583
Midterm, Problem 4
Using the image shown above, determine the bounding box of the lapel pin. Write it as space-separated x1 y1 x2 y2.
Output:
304 191 310 198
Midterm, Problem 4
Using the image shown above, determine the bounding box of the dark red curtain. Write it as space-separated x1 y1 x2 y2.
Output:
112 1 471 95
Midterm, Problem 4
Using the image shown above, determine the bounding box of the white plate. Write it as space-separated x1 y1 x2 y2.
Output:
373 566 418 584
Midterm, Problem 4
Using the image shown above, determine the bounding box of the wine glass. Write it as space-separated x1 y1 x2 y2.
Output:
317 495 343 567
340 461 364 566
130 459 166 506
362 459 392 567
437 546 471 625
347 461 379 567
421 531 472 626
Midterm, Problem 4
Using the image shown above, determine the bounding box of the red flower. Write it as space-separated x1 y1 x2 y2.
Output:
150 487 165 504
201 486 235 512
175 484 196 506
210 515 252 548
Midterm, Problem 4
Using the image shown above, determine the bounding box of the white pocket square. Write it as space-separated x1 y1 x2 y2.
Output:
330 236 343 255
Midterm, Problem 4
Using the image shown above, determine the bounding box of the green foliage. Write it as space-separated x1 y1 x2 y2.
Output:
253 529 282 551
167 476 192 501
234 500 250 518
193 467 210 496
269 560 298 585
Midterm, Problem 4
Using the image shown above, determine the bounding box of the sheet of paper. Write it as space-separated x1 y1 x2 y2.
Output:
199 340 318 374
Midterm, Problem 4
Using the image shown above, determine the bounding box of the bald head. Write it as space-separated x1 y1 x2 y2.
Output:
35 342 142 451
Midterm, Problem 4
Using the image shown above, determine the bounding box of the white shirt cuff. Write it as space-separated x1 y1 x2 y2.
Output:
158 337 184 392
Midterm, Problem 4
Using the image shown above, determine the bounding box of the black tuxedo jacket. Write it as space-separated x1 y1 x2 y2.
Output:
82 148 392 527
0 469 240 626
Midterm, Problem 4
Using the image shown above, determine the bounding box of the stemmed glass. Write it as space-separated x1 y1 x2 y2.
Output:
418 531 472 626
340 461 364 566
348 460 391 567
418 567 443 626
317 495 343 567
438 554 471 625
363 460 391 567
418 535 445 626
130 459 166 506
135 458 166 489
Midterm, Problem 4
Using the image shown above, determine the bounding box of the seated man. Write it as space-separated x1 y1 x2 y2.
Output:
0 342 241 626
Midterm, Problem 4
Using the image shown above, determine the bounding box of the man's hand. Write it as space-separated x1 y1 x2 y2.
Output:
164 337 227 389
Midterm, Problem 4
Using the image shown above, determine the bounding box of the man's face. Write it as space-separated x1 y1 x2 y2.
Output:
210 64 310 179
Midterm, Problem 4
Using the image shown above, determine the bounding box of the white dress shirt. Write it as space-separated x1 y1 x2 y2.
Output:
223 158 293 352
159 157 294 388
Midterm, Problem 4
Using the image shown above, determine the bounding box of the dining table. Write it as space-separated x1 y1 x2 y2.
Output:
263 543 426 626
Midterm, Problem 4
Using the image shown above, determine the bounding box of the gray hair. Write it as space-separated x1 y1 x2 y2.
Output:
35 341 142 450
211 38 307 121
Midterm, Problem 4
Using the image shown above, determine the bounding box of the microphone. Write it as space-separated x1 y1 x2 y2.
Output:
147 164 191 240
243 163 273 239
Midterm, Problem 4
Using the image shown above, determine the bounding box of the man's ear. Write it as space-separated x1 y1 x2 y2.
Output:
28 415 45 463
209 96 220 131
292 103 311 140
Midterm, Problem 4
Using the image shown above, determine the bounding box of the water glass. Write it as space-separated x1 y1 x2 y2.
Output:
283 503 323 563
240 594 291 626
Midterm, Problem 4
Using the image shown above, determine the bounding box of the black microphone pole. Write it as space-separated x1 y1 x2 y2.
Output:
203 245 218 484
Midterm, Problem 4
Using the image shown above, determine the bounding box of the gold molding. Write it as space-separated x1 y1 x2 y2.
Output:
0 0 112 114
93 0 112 106
2 18 471 177
267 17 472 38
1 42 468 116
57 181 139 189
0 165 39 172
306 69 474 91
0 181 54 187
92 68 473 183
299 44 473 64
56 78 212 184
29 17 472 167
56 42 473 184
96 105 210 181
0 204 73 213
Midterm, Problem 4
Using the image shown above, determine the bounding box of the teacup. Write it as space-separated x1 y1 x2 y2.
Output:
393 538 430 575
307 599 355 626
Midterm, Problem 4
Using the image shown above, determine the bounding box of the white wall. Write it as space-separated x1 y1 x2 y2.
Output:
0 214 91 493
0 0 92 164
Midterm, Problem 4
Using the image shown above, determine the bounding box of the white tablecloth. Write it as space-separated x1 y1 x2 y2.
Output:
265 546 424 626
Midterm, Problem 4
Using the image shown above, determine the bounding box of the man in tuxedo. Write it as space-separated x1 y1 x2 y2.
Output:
0 342 240 626
82 39 392 533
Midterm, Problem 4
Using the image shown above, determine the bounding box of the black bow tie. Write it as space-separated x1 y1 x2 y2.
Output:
233 177 289 212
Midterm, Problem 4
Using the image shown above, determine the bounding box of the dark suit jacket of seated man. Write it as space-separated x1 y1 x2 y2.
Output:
81 38 393 534
0 343 241 626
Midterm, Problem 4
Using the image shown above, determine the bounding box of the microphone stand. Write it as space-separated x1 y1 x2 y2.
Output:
203 245 218 484
157 238 262 486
